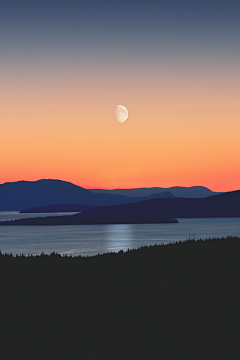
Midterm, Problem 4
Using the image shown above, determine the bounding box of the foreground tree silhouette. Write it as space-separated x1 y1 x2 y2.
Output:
0 237 239 359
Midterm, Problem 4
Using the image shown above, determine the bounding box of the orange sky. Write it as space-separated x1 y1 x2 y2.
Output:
1 34 240 192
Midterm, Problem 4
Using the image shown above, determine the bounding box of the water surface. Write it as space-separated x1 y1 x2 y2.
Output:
0 212 239 256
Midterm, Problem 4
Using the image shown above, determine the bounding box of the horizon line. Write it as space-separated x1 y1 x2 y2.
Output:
0 178 234 193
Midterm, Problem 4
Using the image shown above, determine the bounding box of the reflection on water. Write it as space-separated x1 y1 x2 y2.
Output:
105 225 134 253
0 212 240 256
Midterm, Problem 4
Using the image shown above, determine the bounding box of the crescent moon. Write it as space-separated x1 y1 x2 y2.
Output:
114 105 128 123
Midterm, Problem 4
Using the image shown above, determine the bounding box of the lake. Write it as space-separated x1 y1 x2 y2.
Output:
0 212 240 256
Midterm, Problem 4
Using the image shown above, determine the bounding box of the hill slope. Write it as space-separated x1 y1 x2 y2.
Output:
80 189 240 219
2 190 240 225
0 179 129 210
90 185 223 198
0 179 174 210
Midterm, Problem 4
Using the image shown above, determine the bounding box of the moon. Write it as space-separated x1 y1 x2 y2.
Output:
114 105 128 123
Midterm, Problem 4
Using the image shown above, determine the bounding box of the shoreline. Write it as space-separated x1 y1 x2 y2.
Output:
0 215 178 226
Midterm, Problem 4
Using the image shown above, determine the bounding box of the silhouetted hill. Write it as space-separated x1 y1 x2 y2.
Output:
81 189 240 219
0 179 174 210
3 189 240 225
20 203 98 213
0 214 177 225
0 179 131 210
131 190 175 201
90 185 223 198
0 237 240 359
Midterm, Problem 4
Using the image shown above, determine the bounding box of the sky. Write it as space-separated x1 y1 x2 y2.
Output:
1 0 240 191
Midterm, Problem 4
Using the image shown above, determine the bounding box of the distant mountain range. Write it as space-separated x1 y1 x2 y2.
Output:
19 191 175 213
2 190 240 226
0 179 174 211
0 179 224 211
90 186 223 198
82 190 240 219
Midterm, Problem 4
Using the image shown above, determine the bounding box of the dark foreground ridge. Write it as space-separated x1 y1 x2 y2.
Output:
1 237 240 359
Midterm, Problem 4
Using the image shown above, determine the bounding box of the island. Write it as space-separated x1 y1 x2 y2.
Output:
0 214 178 225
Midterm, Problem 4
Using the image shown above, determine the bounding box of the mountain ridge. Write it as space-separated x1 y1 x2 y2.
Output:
89 186 223 198
71 189 240 220
1 189 240 225
0 179 174 211
18 191 175 213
